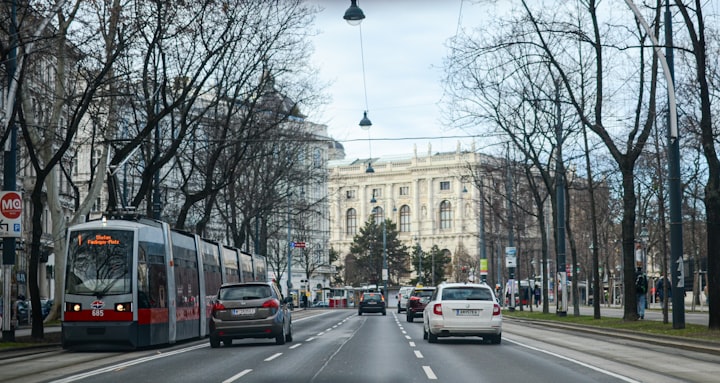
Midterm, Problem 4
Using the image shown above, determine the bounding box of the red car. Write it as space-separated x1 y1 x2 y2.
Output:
406 287 435 322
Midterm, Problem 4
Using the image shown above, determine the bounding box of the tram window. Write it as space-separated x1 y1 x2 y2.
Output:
66 230 133 296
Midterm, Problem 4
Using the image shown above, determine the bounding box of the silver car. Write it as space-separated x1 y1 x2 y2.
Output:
209 282 292 347
397 286 414 313
423 282 502 344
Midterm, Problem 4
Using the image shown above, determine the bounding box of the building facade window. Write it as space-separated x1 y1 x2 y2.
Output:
399 205 411 232
399 186 409 196
346 190 356 199
372 188 382 198
440 200 452 229
346 208 357 236
440 181 450 191
372 206 384 223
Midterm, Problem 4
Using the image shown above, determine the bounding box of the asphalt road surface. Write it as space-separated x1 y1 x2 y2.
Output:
3 309 719 383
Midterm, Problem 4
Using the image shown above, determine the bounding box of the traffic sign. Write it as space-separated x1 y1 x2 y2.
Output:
0 191 22 238
294 242 306 248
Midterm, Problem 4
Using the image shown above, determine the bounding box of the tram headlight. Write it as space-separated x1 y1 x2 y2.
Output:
66 302 82 312
115 302 132 312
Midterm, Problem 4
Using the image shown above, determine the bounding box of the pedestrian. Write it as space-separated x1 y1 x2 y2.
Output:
635 267 648 319
533 284 541 307
656 275 671 309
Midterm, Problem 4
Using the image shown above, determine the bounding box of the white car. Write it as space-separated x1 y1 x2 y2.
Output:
422 282 502 344
396 286 414 313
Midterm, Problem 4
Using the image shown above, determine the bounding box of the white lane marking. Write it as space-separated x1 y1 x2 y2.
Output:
289 343 302 349
405 335 411 340
222 369 252 383
52 311 348 383
414 350 424 358
317 331 325 336
409 341 416 347
306 337 316 341
423 366 437 380
50 344 209 383
504 338 642 383
264 353 282 362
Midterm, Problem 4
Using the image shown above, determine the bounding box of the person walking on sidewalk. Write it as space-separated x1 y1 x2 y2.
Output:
635 267 648 319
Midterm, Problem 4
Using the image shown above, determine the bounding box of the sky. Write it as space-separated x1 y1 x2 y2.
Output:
307 0 495 160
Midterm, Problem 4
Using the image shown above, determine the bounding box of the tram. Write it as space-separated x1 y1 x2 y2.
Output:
61 215 266 350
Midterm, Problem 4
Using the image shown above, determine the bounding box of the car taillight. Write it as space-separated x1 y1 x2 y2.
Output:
493 303 501 316
212 302 226 312
381 295 385 302
433 303 442 315
262 299 280 311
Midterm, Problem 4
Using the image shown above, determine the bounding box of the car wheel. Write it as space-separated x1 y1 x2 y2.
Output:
358 310 362 316
428 330 438 343
397 306 401 313
276 324 287 345
490 334 501 344
382 310 387 316
423 326 428 340
406 312 413 322
210 335 221 348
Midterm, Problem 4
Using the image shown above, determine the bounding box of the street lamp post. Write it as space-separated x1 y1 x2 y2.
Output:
624 0 684 329
639 226 649 272
416 236 422 285
371 195 388 306
287 191 293 299
382 216 388 306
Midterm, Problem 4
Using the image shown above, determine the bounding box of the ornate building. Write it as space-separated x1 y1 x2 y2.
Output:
329 143 504 286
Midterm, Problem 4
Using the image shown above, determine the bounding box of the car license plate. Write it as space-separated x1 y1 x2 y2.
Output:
232 308 255 316
456 309 480 316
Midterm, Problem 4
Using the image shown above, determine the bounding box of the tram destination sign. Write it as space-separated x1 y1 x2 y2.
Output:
0 191 22 238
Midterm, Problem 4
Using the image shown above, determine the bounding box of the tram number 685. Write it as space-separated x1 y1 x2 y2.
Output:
92 309 104 317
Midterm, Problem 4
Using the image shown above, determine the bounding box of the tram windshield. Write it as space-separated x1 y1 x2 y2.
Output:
66 229 133 296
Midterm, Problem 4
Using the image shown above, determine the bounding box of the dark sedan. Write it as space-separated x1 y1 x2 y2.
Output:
357 292 386 316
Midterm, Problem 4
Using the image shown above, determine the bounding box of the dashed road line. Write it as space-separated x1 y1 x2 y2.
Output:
264 353 282 362
222 369 252 383
422 366 437 380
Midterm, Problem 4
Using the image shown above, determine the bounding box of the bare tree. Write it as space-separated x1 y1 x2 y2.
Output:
11 0 125 337
675 0 720 329
444 0 663 321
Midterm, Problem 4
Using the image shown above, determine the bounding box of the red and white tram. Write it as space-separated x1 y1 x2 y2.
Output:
61 215 266 350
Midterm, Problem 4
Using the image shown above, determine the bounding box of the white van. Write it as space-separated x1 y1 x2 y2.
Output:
397 286 414 313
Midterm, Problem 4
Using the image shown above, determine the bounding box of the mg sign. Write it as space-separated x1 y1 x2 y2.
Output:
0 191 22 237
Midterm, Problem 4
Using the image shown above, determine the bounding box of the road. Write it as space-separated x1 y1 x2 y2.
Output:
3 308 719 383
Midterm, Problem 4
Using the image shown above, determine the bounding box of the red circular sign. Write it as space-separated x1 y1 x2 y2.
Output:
0 192 22 219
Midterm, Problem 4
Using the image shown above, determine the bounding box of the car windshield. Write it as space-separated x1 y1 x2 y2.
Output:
442 287 492 301
220 285 272 300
